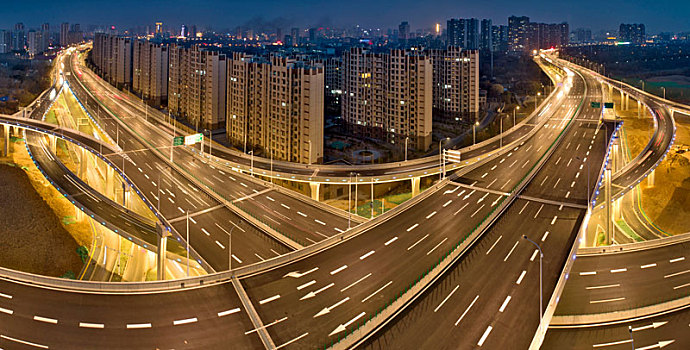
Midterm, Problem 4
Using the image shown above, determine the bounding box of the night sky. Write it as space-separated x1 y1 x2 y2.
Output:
1 0 688 33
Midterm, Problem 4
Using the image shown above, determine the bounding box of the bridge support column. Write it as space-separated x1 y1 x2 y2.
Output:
638 100 641 118
105 166 114 199
122 182 130 208
3 125 9 157
605 164 613 246
156 224 169 281
608 84 613 98
49 134 57 154
309 182 320 201
79 147 87 178
411 176 421 197
647 168 655 187
625 94 630 110
613 197 622 220
619 89 625 111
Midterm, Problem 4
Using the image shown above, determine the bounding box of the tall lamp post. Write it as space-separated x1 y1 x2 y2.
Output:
513 106 520 127
439 137 450 180
248 150 254 177
404 136 409 161
522 235 544 337
661 86 666 99
473 121 479 145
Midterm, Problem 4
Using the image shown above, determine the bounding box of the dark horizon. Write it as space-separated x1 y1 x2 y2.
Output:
1 0 689 34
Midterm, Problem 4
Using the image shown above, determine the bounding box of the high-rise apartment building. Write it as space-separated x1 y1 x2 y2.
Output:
27 30 42 56
168 45 227 130
0 30 10 53
60 22 69 47
91 34 131 87
525 22 569 51
13 23 25 51
226 53 324 164
491 25 509 52
508 16 530 51
41 23 50 52
480 19 492 51
619 23 646 44
447 18 480 49
342 48 433 150
428 47 480 121
291 27 299 46
132 40 169 105
399 21 410 42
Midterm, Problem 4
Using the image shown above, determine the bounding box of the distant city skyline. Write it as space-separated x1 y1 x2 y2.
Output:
1 0 688 34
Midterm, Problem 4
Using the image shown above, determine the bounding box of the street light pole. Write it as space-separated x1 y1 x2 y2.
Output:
249 150 254 177
473 121 479 145
348 173 352 229
228 226 234 271
186 210 190 277
500 116 503 148
522 235 544 337
404 137 409 161
308 140 312 164
370 179 374 219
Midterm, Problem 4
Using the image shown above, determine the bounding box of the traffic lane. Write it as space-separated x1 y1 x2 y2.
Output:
241 184 505 348
555 242 690 316
237 193 347 246
170 206 291 271
543 309 687 350
0 279 262 350
360 201 584 350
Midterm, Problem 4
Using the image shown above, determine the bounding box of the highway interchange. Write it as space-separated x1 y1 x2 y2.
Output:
0 47 685 350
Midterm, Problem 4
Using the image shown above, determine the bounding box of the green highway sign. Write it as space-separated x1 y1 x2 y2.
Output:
591 102 601 108
184 133 203 145
173 136 184 146
604 102 614 109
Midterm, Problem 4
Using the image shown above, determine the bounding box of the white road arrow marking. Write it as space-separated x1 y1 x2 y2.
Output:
632 321 668 332
314 297 350 318
329 312 366 336
283 267 318 278
300 283 335 300
636 340 675 350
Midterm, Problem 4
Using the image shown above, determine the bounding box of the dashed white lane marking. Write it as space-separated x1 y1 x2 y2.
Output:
443 200 452 207
314 219 326 226
384 237 398 246
266 196 275 201
580 271 597 276
610 268 627 273
426 211 437 219
360 251 375 260
670 257 685 263
406 223 419 232
499 295 512 312
79 322 105 329
215 241 225 249
126 321 152 329
512 266 528 285
362 281 393 303
0 292 11 299
297 211 307 217
434 285 460 313
534 204 544 219
281 203 290 209
518 202 529 215
259 295 281 305
541 231 549 242
33 316 58 324
330 265 348 275
297 280 316 290
0 334 49 349
640 263 657 269
218 308 241 317
551 216 558 225
173 317 198 326
0 307 13 315
477 325 493 346
530 249 539 262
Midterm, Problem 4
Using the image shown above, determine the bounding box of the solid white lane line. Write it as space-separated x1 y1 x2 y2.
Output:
586 284 620 290
275 332 310 350
471 204 485 218
454 203 469 215
499 296 512 312
478 325 493 346
362 281 393 303
486 236 502 255
33 316 58 324
259 295 281 305
0 335 49 349
127 323 152 329
519 202 529 215
670 257 685 263
665 269 690 278
245 317 288 335
434 285 460 313
673 282 690 290
407 223 419 232
504 241 519 262
173 317 198 326
590 297 625 304
297 280 316 290
455 295 480 326
426 211 437 219
407 234 429 251
534 204 544 219
218 308 241 317
516 270 527 285
427 238 448 255
384 237 398 246
341 273 372 292
640 263 657 269
79 322 104 329
610 268 627 273
330 265 348 275
592 339 632 348
360 250 375 260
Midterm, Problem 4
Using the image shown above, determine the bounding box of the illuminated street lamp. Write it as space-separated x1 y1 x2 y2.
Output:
473 121 479 145
513 106 520 126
